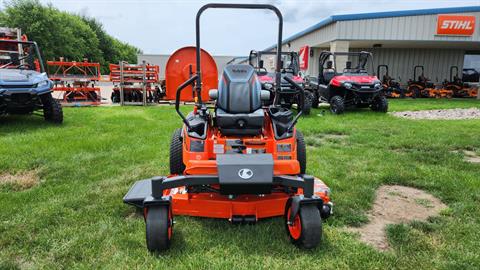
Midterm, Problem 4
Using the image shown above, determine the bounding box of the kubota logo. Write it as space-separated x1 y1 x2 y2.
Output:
437 15 475 36
238 168 253 179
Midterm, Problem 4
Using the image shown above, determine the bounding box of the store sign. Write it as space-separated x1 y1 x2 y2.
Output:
299 46 309 70
436 15 475 36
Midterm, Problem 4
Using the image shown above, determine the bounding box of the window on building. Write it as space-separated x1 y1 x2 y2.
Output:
463 53 480 83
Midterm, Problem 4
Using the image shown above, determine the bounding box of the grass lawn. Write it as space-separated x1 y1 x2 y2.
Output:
1 99 479 269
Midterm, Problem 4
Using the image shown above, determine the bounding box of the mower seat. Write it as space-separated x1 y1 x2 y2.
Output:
210 64 269 136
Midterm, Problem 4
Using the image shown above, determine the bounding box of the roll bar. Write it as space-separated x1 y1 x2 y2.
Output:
414 65 424 80
195 3 284 103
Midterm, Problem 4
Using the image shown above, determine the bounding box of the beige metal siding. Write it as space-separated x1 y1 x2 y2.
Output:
337 12 480 42
351 48 465 85
137 54 170 79
280 23 337 52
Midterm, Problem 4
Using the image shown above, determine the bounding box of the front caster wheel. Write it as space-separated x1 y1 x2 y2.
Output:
145 205 173 252
284 201 322 249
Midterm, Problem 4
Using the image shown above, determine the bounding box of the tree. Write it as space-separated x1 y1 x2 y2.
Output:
0 0 140 73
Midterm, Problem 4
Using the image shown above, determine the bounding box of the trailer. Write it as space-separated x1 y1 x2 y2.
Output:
48 58 101 106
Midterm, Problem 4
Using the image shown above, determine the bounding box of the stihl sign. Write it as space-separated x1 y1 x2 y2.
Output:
299 46 309 70
436 15 476 36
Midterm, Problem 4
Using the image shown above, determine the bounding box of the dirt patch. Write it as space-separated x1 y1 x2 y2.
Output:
349 185 447 251
390 108 480 120
463 150 480 164
451 150 480 164
0 170 40 191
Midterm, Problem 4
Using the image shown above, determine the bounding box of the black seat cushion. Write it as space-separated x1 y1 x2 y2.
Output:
216 108 264 136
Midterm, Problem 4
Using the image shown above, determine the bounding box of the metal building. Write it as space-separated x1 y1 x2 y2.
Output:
267 6 480 85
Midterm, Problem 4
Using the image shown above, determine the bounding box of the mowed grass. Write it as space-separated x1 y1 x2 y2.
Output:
0 99 479 269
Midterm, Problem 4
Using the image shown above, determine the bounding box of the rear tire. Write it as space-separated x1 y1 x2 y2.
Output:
311 92 319 108
284 201 322 249
146 205 173 252
302 91 313 115
169 128 185 175
330 95 345 114
371 95 388 113
41 94 63 124
410 86 420 99
296 130 306 174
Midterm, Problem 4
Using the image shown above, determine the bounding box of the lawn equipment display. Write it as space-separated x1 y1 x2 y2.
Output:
123 3 332 252
406 65 436 98
164 46 217 102
0 30 63 123
377 64 404 98
441 66 477 98
248 50 314 115
308 51 387 114
48 58 101 105
110 61 163 105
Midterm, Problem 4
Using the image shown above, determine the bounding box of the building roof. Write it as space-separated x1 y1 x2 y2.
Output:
268 6 480 50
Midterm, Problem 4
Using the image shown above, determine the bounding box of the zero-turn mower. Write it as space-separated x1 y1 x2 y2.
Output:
442 66 477 98
308 51 388 114
377 65 404 98
248 50 314 115
406 65 436 98
123 3 332 252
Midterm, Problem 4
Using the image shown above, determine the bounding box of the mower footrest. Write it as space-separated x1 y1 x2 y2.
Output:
123 179 152 208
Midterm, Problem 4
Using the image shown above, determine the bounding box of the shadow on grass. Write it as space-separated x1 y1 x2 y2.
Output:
124 207 337 259
0 114 61 133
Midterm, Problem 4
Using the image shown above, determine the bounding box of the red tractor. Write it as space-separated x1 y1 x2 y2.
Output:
123 3 332 252
248 50 314 115
309 51 387 114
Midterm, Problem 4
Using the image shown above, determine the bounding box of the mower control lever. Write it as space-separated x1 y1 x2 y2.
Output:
175 74 199 130
283 76 305 132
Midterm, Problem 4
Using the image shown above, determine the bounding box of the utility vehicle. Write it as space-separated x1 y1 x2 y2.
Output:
308 51 387 114
248 50 314 115
0 39 63 123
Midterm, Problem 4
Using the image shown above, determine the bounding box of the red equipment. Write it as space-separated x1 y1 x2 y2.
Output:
123 3 332 253
0 27 41 72
165 46 217 102
109 62 162 105
48 59 101 105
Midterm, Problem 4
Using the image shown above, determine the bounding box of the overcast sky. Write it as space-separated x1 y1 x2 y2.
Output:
37 0 480 56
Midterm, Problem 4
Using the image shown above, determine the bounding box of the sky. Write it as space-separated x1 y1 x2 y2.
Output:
37 0 480 56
